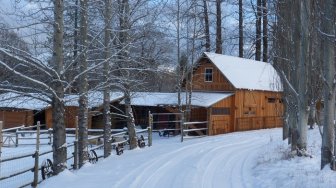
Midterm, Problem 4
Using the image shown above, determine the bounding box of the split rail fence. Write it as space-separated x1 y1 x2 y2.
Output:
148 111 209 142
0 121 152 188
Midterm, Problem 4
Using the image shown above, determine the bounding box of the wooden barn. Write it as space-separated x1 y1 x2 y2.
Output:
124 92 233 131
125 52 283 135
0 93 47 129
190 52 283 135
0 91 124 129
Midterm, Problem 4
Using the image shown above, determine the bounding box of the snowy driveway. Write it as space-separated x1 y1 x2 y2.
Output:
40 129 280 188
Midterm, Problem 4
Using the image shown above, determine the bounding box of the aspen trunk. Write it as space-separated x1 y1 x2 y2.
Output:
238 0 243 57
78 0 89 167
262 0 268 62
203 0 210 52
320 0 335 170
215 0 222 54
255 0 262 61
103 0 112 158
125 91 137 149
52 0 67 175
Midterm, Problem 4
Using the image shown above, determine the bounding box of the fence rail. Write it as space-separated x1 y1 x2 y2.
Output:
0 118 152 188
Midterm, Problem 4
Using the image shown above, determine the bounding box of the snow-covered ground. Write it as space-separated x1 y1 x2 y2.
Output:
34 128 336 188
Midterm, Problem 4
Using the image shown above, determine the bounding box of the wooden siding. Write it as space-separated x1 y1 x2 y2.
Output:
234 90 283 118
45 106 92 129
192 58 235 92
209 95 235 135
0 110 34 128
234 90 283 131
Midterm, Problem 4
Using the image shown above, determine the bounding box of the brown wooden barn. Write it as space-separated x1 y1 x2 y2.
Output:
191 52 283 135
126 52 283 135
0 92 124 129
0 108 34 129
0 93 46 128
44 92 124 129
125 92 233 131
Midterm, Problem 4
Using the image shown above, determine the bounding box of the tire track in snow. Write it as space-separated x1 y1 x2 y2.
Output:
116 129 277 188
200 137 264 188
114 140 213 188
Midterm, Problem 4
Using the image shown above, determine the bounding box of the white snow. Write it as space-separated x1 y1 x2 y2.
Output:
34 128 336 188
0 92 49 110
122 92 233 107
0 91 124 110
204 52 282 92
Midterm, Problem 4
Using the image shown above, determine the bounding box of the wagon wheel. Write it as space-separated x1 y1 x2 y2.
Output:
88 150 98 164
116 144 124 155
41 159 53 180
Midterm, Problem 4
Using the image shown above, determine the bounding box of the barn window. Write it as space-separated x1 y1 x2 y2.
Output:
205 68 213 82
212 107 230 115
268 98 276 103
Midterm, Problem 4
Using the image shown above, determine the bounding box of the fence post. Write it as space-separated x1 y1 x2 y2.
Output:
0 121 3 158
73 116 78 170
32 121 40 188
206 121 209 136
47 128 52 145
148 111 153 147
75 116 78 140
15 130 19 147
73 141 78 170
180 113 184 143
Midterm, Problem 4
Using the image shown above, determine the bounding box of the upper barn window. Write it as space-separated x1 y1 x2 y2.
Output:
205 68 213 82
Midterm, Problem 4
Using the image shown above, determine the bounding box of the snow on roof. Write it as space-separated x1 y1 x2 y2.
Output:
0 91 124 110
0 92 49 110
125 92 233 108
204 52 282 92
63 92 124 108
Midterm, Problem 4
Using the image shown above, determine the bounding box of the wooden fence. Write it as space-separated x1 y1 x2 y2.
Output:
0 120 152 188
148 111 209 142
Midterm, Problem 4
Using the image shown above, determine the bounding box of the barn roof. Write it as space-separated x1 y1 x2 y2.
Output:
124 92 233 108
0 92 124 110
0 92 49 110
203 52 282 92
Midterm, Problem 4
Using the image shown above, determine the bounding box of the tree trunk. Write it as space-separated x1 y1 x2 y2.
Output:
52 95 67 174
125 91 137 149
215 0 222 54
255 0 261 60
52 0 66 174
320 0 335 170
203 0 210 52
78 0 89 168
238 0 243 57
103 0 112 158
118 0 138 150
262 0 268 62
296 0 310 152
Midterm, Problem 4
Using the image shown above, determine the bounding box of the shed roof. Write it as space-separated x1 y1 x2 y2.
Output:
124 92 233 108
203 52 281 92
0 92 124 110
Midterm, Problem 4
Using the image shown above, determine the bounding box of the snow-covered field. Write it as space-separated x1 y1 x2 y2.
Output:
35 128 335 188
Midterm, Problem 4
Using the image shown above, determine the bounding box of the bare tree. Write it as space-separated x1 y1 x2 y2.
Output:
239 0 243 57
203 0 211 52
255 0 262 60
215 0 222 54
320 0 336 170
103 0 112 158
262 0 268 62
52 0 67 174
78 0 89 168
